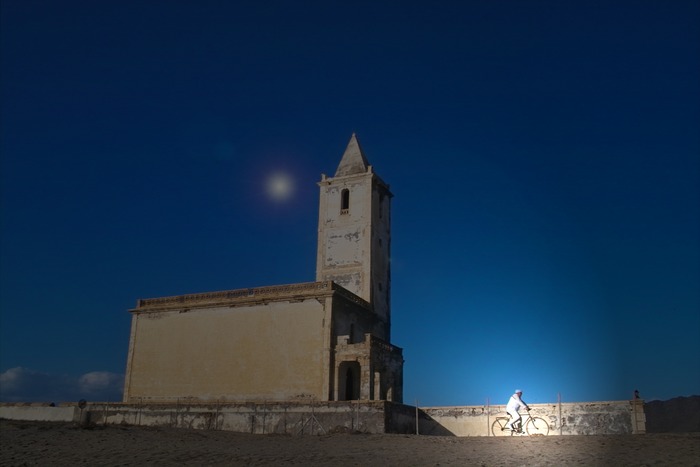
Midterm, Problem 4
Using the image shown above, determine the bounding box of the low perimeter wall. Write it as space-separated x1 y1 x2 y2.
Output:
1 401 415 435
1 400 644 436
419 400 646 436
0 404 79 423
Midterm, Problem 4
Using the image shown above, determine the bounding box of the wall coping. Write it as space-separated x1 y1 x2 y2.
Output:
422 400 643 410
131 281 371 313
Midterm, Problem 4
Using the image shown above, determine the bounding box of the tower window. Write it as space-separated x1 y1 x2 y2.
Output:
340 189 350 215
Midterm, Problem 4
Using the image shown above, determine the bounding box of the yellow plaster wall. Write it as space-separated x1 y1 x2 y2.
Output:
124 300 328 402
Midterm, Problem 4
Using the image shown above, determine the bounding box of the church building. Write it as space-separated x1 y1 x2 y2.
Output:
122 134 404 404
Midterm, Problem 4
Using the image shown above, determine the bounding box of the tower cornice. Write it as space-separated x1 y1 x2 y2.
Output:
319 170 392 197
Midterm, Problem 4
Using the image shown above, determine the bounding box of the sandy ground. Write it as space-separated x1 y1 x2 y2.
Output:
1 420 698 466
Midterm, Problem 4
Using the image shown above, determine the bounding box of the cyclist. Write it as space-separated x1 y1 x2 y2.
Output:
505 389 530 433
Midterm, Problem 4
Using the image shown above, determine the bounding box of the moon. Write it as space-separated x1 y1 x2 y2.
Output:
265 172 295 201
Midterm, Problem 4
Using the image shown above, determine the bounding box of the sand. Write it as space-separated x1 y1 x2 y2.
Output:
1 420 698 466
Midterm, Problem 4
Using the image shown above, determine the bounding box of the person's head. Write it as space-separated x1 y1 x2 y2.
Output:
515 389 522 396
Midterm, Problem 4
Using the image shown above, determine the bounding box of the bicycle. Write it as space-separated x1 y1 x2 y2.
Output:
491 410 550 436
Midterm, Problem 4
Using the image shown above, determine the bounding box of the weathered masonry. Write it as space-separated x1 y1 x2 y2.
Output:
0 399 645 436
122 134 404 404
419 400 646 436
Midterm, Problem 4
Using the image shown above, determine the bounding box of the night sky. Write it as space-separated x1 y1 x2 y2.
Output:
1 0 698 406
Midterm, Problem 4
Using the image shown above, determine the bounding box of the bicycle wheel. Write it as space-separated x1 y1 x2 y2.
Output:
491 418 510 436
526 416 549 436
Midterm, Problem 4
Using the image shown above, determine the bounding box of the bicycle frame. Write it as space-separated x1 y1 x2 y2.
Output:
491 410 550 436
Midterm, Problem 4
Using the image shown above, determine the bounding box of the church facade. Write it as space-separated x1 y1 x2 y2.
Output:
122 135 404 404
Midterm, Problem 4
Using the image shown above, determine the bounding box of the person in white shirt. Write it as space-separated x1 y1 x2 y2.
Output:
505 389 530 433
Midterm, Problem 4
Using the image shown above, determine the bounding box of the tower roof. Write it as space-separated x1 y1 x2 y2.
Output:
335 133 369 176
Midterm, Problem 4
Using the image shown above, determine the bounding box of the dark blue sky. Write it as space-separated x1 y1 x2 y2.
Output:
1 0 698 405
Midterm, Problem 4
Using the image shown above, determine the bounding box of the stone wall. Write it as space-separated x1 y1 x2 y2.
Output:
0 401 403 435
1 400 644 436
419 400 645 436
0 404 78 423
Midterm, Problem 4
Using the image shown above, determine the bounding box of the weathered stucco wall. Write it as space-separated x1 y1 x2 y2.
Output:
0 404 78 422
1 400 645 436
124 298 330 403
331 293 384 344
316 170 393 340
49 401 402 435
368 177 392 327
317 175 373 303
419 400 645 436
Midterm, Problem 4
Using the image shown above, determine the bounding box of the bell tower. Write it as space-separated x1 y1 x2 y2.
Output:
316 134 393 338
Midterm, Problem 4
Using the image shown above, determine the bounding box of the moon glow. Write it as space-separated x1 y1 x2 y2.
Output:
265 172 295 201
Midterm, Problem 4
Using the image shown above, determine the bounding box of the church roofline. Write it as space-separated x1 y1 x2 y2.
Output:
130 281 371 313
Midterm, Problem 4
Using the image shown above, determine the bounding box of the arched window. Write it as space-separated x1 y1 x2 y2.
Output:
340 189 350 214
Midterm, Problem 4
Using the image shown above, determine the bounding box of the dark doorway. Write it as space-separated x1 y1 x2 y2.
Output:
345 367 355 400
338 361 361 401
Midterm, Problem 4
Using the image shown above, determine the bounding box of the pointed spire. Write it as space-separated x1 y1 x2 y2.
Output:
335 133 369 177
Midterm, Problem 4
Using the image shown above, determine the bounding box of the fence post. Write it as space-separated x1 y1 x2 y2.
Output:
486 398 490 436
558 393 562 435
415 399 419 435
